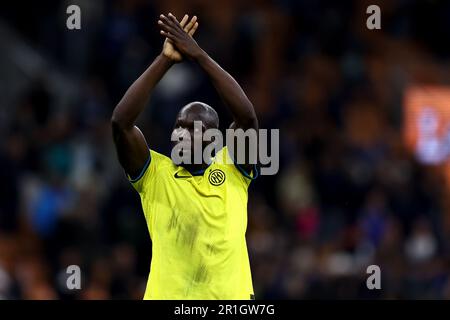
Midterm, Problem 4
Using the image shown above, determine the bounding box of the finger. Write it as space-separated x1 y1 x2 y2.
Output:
188 22 199 37
168 12 180 24
160 30 175 41
160 14 176 25
160 14 172 25
167 13 183 31
180 14 189 28
158 20 178 36
160 14 182 34
184 16 197 33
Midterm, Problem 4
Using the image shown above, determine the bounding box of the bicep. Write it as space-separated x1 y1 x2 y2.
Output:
112 124 150 178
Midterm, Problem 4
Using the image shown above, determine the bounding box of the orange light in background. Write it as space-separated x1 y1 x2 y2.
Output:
404 85 450 165
404 85 450 231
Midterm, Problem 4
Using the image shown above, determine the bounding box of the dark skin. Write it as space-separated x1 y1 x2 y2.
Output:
172 101 219 173
112 13 258 178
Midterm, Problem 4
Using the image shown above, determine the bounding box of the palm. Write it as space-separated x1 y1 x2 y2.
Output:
163 38 183 62
161 14 198 62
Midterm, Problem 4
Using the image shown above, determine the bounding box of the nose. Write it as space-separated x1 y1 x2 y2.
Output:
173 127 191 141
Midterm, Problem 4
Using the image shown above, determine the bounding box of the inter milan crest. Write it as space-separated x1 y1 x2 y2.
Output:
208 169 226 186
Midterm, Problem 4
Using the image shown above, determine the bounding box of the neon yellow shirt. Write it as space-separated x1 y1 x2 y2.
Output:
129 147 255 300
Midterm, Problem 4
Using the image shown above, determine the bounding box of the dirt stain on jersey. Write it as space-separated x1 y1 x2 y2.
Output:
167 208 180 232
206 243 219 255
172 214 199 251
193 261 210 284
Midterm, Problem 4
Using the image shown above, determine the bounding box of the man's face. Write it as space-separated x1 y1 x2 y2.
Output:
171 103 217 165
172 116 206 159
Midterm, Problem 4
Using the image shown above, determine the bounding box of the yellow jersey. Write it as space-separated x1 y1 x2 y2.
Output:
128 147 256 299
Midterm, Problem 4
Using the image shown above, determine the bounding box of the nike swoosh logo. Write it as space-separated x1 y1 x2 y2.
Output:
174 172 191 179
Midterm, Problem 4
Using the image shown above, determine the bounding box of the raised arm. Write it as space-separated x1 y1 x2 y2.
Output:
158 14 258 131
111 54 172 178
112 14 198 178
158 14 258 173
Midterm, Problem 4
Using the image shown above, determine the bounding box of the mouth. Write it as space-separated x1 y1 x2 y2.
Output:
176 141 192 150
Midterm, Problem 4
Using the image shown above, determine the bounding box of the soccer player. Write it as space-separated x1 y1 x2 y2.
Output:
111 13 258 300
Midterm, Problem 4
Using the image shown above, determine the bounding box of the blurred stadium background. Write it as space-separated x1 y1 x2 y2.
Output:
1 0 450 299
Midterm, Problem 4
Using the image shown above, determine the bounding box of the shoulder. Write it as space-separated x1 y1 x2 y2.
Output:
128 149 174 193
149 149 173 168
213 146 258 187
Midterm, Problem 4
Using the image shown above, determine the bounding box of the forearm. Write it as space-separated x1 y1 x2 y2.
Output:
111 54 173 129
196 50 258 129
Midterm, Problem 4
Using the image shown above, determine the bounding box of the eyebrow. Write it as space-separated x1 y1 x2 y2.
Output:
176 118 209 128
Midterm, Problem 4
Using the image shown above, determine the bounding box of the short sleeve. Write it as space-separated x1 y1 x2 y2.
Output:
127 149 166 193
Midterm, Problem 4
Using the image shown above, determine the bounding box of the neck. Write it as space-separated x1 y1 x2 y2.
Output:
182 162 210 175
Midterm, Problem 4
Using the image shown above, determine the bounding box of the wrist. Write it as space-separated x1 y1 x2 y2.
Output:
193 48 207 63
158 53 175 67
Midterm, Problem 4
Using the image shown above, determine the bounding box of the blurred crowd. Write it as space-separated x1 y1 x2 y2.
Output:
1 0 450 299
